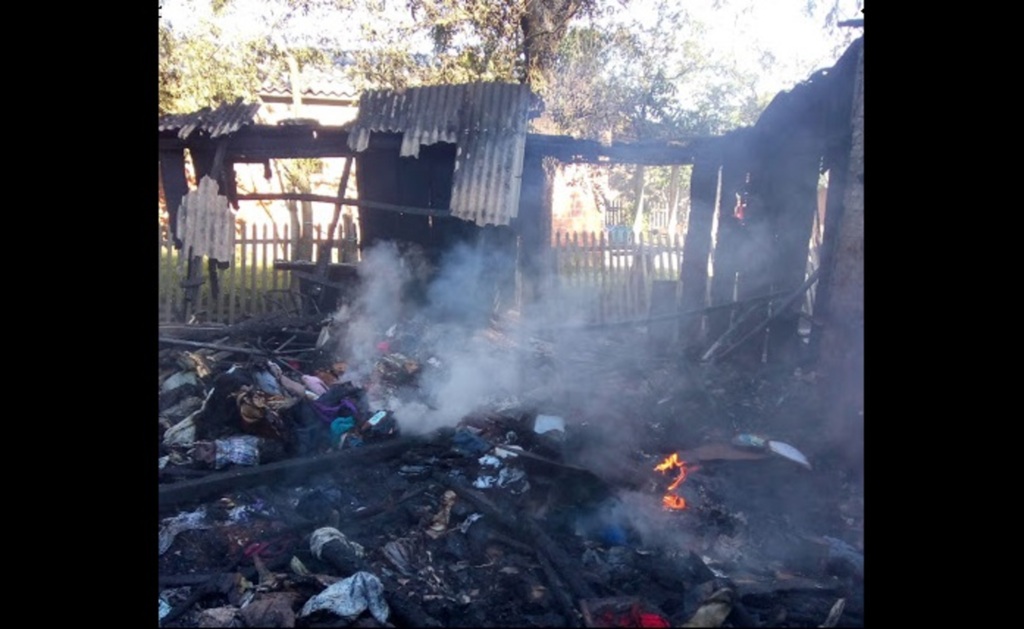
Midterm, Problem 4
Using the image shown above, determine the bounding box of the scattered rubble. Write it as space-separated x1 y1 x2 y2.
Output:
158 311 863 627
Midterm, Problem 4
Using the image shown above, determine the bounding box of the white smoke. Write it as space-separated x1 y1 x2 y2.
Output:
329 236 656 442
331 239 526 435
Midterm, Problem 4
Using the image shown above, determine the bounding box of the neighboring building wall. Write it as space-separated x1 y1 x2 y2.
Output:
550 163 612 237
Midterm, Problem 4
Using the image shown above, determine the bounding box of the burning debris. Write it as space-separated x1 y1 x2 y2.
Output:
654 453 697 511
158 242 863 627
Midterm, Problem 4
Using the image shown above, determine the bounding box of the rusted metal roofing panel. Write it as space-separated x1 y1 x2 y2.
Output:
349 83 533 227
158 101 261 140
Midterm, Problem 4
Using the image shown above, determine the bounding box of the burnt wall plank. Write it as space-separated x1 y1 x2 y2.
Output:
817 40 864 469
707 131 752 342
763 127 823 363
514 151 552 306
159 149 190 247
679 152 721 342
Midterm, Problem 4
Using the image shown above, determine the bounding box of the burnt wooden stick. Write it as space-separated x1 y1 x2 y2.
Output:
161 561 245 626
159 438 419 513
536 552 582 628
443 478 598 602
522 517 598 601
158 337 277 356
159 313 325 342
706 266 821 363
350 485 432 521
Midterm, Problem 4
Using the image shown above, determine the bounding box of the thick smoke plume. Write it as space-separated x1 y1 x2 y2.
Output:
331 240 535 435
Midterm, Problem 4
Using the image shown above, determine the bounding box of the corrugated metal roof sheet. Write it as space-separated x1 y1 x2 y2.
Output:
260 65 359 100
158 101 261 140
349 82 534 227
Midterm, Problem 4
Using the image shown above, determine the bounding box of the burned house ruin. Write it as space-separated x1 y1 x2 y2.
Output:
158 35 864 629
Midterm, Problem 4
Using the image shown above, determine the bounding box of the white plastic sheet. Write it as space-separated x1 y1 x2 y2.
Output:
299 571 389 624
767 440 812 470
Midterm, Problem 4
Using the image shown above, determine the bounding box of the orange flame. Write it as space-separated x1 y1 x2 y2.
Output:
654 453 691 511
663 494 686 510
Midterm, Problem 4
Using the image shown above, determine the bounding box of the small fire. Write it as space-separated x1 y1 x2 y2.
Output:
654 452 694 511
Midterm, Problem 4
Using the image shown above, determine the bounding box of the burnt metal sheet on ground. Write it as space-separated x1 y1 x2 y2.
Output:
348 83 533 227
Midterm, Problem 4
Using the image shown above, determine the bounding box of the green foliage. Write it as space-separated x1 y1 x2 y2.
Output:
159 0 357 115
158 22 261 115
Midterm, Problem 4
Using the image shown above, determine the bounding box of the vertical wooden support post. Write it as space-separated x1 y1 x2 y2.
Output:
515 151 552 309
679 148 721 344
707 131 751 342
817 40 864 469
763 127 824 364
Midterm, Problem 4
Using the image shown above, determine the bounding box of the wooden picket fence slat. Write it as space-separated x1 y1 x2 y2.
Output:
159 220 345 325
550 229 687 324
159 221 689 327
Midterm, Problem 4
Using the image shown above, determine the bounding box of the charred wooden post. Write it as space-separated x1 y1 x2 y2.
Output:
515 150 554 308
182 254 205 322
808 37 863 362
817 39 864 470
706 131 752 343
732 76 830 364
308 156 354 313
159 149 190 248
648 280 679 352
762 126 823 364
679 146 722 344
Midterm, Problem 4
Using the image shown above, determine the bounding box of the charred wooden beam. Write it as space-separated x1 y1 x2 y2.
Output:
157 337 292 357
526 133 718 166
707 131 753 342
705 267 820 363
236 193 450 218
159 438 420 513
762 129 823 364
159 149 189 247
158 313 326 342
679 155 721 342
443 478 598 605
816 40 864 468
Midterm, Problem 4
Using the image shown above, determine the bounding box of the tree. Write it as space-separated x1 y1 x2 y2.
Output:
158 21 261 115
336 0 616 92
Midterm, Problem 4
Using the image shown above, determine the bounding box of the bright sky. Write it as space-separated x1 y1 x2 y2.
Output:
160 0 863 98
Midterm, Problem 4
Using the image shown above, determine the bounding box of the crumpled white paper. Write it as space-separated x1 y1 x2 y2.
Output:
299 571 389 624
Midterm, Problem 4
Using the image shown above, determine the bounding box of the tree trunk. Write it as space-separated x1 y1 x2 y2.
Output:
287 54 315 263
520 0 590 88
631 164 646 238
